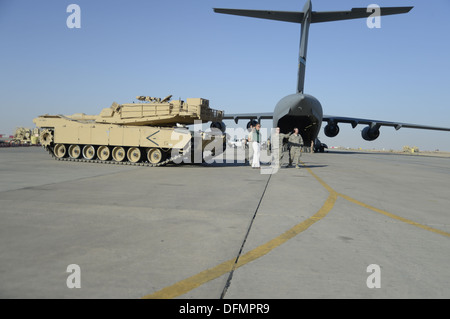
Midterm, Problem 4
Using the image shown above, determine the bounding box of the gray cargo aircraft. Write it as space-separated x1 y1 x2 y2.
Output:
215 0 450 145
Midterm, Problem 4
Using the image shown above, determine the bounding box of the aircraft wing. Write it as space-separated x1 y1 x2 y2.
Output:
323 115 450 132
223 112 274 124
223 111 450 132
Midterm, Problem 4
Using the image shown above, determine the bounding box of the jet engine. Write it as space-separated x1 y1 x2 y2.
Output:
324 123 340 137
210 121 227 133
361 126 380 141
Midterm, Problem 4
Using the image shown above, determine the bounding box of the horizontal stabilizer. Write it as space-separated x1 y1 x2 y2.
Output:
214 7 413 24
213 8 304 23
311 7 413 23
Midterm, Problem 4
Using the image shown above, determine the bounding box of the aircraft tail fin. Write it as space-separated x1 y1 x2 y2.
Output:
214 3 413 94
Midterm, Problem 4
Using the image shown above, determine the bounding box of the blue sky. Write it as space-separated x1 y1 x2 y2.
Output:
1 0 449 151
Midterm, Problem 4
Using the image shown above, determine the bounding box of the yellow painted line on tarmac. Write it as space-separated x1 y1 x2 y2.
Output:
143 258 236 299
142 167 337 299
338 192 450 238
235 189 337 268
142 164 449 299
305 163 449 238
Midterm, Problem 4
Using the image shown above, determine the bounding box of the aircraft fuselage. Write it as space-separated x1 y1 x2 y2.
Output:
274 0 320 145
216 2 445 143
274 93 323 145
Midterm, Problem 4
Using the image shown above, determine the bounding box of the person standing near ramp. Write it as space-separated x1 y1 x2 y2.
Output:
251 123 262 168
271 127 291 168
246 124 254 164
288 128 303 168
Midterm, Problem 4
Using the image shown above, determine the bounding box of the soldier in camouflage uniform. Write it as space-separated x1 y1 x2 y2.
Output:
288 128 304 168
271 127 291 168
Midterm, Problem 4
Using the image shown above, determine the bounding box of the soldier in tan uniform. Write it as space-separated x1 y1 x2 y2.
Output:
288 128 304 168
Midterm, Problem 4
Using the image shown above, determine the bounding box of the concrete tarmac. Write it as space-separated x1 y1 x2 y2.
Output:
0 147 449 298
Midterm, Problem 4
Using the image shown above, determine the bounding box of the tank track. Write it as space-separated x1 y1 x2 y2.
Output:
45 146 184 167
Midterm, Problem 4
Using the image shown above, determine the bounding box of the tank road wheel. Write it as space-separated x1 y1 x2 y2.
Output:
97 145 111 161
40 129 53 147
147 148 164 164
112 146 126 162
68 145 81 159
82 145 96 160
127 147 141 163
54 144 67 159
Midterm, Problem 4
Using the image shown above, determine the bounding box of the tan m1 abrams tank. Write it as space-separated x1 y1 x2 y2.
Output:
33 95 227 166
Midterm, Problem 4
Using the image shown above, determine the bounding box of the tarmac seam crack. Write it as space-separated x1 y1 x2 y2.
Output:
143 162 449 299
219 173 273 299
142 167 337 299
